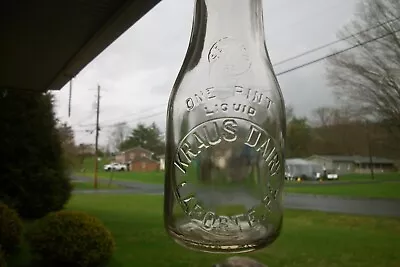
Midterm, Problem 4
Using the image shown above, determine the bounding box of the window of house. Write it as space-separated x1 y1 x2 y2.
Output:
141 153 145 157
141 162 146 169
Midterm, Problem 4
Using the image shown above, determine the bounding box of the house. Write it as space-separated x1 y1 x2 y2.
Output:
129 156 160 172
307 155 397 174
115 146 160 172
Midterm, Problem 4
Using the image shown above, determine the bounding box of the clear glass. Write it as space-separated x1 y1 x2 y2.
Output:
164 0 286 254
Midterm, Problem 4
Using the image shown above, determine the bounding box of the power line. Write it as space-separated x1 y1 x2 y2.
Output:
76 27 399 129
276 28 400 77
76 103 166 128
97 104 166 126
73 26 400 131
75 112 96 126
273 16 400 67
101 110 165 129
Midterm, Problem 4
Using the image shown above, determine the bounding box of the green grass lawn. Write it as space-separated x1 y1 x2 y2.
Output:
71 180 121 190
75 171 165 184
9 194 400 267
339 172 400 181
74 156 165 184
74 171 400 199
285 181 400 199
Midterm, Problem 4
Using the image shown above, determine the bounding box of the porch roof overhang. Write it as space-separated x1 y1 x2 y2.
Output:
0 0 160 92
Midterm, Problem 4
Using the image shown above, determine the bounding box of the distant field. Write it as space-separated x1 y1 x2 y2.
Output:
75 171 165 184
285 181 400 199
339 172 400 181
74 157 399 188
72 180 122 190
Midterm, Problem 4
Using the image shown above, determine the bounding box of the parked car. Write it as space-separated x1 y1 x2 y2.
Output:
103 162 127 172
323 169 339 180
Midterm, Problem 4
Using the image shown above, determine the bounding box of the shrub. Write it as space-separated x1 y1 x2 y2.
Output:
0 203 23 254
0 90 72 219
26 210 115 267
0 249 6 267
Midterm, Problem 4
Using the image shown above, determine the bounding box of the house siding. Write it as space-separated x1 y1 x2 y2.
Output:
115 154 125 163
130 160 159 172
308 155 397 174
114 146 161 172
114 146 153 164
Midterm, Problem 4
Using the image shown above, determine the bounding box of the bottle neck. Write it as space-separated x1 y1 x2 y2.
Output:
191 0 267 57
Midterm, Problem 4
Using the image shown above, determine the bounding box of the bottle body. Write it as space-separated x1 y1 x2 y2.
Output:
164 0 286 253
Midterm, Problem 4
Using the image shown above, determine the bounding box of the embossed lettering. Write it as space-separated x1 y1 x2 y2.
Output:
262 194 272 211
182 195 196 213
233 103 241 111
180 142 198 162
203 122 221 146
195 93 203 103
203 212 217 230
199 210 261 230
188 203 206 217
186 98 195 111
261 183 280 212
244 126 262 148
218 216 230 228
244 125 281 175
247 208 257 227
205 87 216 99
204 106 215 116
174 119 240 174
205 103 256 117
193 132 209 151
177 181 187 188
174 153 189 174
248 106 256 116
222 119 238 142
268 153 280 175
256 138 274 159
187 86 273 114
185 88 216 111
235 86 273 110
173 118 282 223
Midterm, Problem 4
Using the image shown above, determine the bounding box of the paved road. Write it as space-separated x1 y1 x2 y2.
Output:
285 177 400 187
72 176 400 218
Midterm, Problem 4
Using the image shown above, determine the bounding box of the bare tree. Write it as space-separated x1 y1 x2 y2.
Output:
285 105 294 123
108 122 130 152
326 0 400 142
311 106 355 127
312 107 335 127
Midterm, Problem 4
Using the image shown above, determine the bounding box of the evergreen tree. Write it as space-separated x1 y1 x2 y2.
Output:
0 89 72 219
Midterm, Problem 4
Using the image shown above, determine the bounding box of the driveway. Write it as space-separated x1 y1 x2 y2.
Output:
72 175 400 218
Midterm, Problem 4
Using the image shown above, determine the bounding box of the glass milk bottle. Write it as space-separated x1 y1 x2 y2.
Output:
164 0 286 253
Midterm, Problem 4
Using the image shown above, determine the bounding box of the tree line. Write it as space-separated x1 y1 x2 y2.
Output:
286 105 398 159
100 102 398 161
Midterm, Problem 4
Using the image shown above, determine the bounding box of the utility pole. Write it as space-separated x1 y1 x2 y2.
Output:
94 84 101 189
68 78 73 117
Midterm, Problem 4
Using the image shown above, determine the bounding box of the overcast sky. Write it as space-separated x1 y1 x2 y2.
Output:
53 0 359 147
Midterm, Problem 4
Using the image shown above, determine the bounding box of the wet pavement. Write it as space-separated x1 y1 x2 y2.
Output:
72 176 400 217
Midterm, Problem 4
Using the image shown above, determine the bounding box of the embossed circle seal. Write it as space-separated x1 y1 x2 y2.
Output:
208 37 252 76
